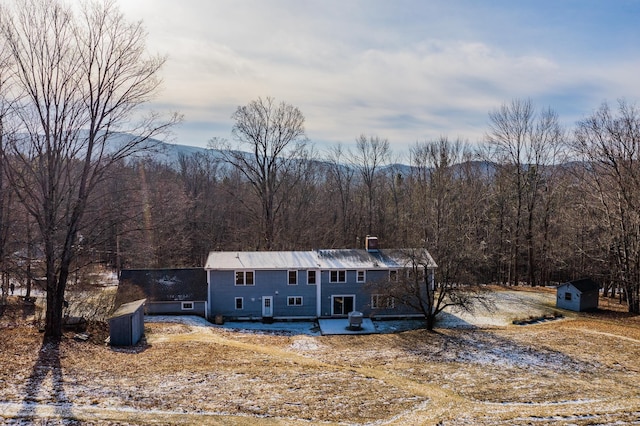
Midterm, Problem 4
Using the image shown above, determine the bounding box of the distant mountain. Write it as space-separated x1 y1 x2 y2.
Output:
145 140 222 164
114 134 520 181
141 139 499 178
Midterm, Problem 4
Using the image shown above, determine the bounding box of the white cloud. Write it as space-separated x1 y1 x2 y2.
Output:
113 0 640 152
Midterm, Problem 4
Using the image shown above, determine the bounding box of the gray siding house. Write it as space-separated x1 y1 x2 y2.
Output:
204 238 437 321
556 278 599 311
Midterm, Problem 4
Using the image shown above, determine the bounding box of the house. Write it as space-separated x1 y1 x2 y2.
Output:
115 238 437 322
556 278 599 311
204 237 437 321
117 268 207 316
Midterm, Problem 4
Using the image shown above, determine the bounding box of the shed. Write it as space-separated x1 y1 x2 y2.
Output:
109 298 146 346
556 278 599 311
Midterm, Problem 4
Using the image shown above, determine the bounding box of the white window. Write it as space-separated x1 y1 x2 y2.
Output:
357 270 366 283
287 296 303 306
389 270 398 282
181 302 194 310
371 294 395 309
288 270 298 285
307 270 316 285
235 297 244 310
330 270 346 283
235 271 254 286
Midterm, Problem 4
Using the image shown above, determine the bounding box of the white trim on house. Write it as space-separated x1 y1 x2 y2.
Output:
330 270 346 283
371 294 395 309
262 296 274 317
287 296 303 306
331 294 356 316
288 270 298 285
235 270 255 286
307 270 316 285
316 268 322 317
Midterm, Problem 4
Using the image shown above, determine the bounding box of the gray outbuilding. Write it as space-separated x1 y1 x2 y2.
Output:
556 278 599 311
108 298 146 346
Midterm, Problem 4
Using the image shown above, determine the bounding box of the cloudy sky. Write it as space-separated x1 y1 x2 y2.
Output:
117 0 640 154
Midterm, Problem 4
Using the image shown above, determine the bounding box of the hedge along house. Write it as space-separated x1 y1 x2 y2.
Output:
556 278 600 312
117 268 207 316
204 237 437 321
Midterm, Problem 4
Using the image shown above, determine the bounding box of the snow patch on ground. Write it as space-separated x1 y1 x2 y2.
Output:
290 336 323 351
437 290 557 328
145 290 559 337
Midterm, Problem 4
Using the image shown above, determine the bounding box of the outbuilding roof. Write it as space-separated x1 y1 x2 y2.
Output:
559 278 599 293
205 248 437 270
109 298 146 320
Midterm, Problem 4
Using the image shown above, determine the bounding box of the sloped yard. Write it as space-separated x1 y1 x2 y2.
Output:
1 287 639 425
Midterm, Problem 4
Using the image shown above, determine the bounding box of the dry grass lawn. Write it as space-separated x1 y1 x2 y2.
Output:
1 288 639 425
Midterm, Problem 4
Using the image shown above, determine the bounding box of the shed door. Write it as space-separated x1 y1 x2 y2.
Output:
262 296 273 317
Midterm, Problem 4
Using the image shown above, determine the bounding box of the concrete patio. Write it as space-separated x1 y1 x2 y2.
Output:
318 318 377 335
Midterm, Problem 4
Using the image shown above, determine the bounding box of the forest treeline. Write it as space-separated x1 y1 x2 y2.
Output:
6 97 638 312
5 1 632 340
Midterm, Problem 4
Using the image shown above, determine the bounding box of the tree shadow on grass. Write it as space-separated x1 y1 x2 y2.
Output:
16 337 77 424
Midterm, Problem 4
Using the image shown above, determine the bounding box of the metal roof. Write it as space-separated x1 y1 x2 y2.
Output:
204 251 321 270
205 248 437 270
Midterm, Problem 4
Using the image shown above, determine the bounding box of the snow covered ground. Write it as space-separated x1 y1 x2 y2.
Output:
437 288 558 328
146 288 558 335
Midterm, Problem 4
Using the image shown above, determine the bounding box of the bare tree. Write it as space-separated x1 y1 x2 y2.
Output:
324 144 357 246
211 96 311 250
409 137 492 288
0 0 178 338
350 134 390 236
0 46 13 306
177 150 224 264
368 248 489 330
573 100 640 313
485 99 564 286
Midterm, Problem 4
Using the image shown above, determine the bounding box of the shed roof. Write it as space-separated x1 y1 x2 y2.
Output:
205 248 437 270
109 298 146 320
560 278 600 293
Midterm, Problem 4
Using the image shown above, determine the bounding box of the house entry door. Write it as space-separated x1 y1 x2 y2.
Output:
262 296 273 317
332 295 354 316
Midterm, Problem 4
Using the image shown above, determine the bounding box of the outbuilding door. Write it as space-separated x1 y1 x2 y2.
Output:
332 295 354 316
262 296 273 317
